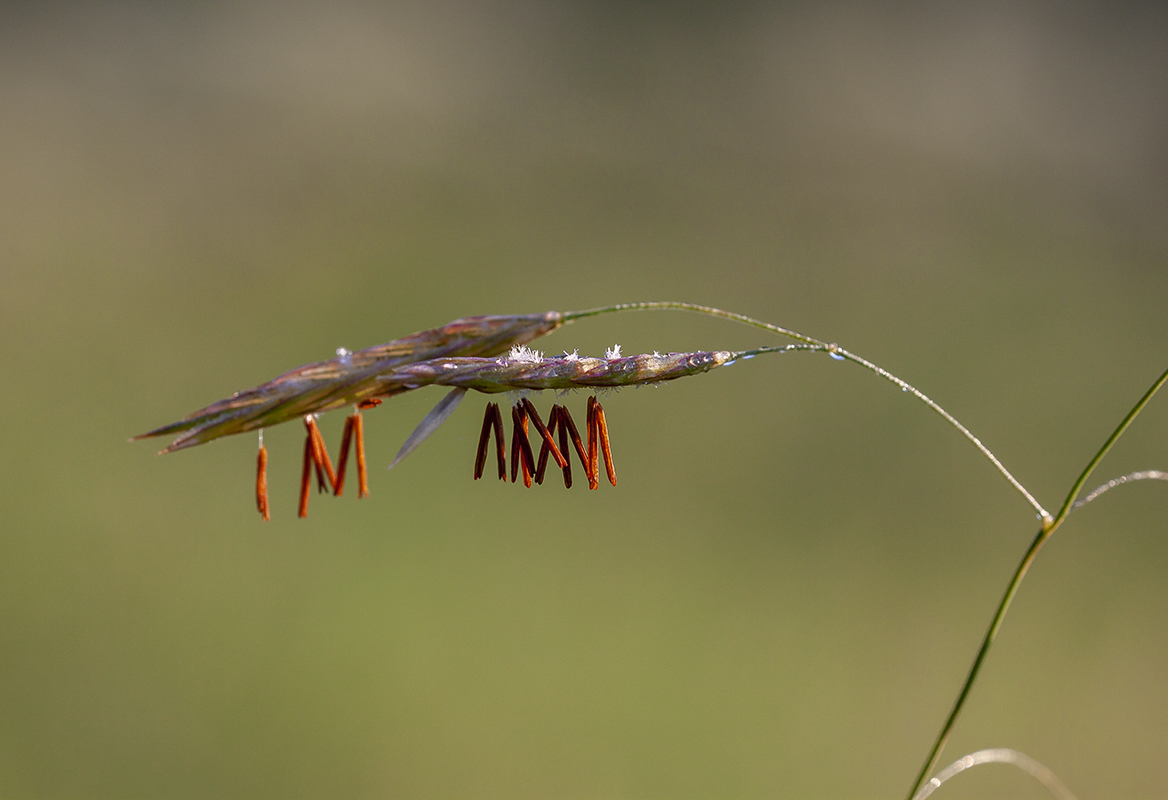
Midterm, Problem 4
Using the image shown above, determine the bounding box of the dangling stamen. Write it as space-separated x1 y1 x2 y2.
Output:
510 403 535 487
586 397 600 490
311 439 328 492
555 406 574 485
510 406 521 484
256 430 270 521
521 398 567 469
520 417 533 489
304 415 338 493
353 411 369 498
332 399 378 498
298 433 313 518
474 404 495 480
534 405 560 484
555 404 590 488
334 414 357 496
593 398 617 486
489 403 506 480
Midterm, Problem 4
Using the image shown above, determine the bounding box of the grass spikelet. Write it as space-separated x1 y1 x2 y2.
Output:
133 312 564 453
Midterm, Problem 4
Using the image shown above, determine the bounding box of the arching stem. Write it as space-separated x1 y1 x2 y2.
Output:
907 363 1168 799
566 302 1049 520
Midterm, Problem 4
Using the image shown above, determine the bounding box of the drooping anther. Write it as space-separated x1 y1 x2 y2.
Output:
473 401 598 491
255 432 270 522
509 407 520 484
555 406 572 488
335 415 357 496
534 405 559 484
510 403 535 487
333 409 370 498
299 415 339 517
489 404 506 479
522 398 567 470
555 404 590 489
475 403 502 481
592 398 617 487
304 415 338 494
298 433 313 518
353 412 368 497
586 397 600 490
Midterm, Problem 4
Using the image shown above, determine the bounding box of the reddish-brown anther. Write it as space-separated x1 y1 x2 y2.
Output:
556 404 590 488
256 444 270 521
534 406 559 484
304 416 337 493
353 412 369 498
489 404 506 480
509 406 521 484
586 397 600 491
474 404 495 480
555 406 573 488
510 404 535 487
298 435 312 518
334 415 357 496
593 399 617 487
522 397 566 469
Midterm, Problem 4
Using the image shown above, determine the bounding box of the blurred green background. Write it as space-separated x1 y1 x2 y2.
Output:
2 2 1166 798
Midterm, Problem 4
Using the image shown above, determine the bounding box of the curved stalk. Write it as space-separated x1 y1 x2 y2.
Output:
912 747 1076 800
906 363 1168 799
1071 471 1168 510
906 527 1047 797
1051 365 1168 527
566 302 1050 520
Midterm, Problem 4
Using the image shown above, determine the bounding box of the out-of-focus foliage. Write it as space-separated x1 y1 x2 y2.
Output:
1 2 1166 798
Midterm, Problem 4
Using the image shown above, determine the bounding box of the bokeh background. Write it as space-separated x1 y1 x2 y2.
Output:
2 2 1166 798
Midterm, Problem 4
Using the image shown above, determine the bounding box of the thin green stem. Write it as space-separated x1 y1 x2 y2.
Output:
1050 365 1168 527
907 527 1048 798
566 302 1049 520
907 363 1168 799
734 344 825 358
835 346 1050 524
564 301 820 346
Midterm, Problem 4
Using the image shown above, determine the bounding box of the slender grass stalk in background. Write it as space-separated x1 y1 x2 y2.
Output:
904 362 1168 799
911 748 1077 800
134 302 1167 798
565 302 1052 522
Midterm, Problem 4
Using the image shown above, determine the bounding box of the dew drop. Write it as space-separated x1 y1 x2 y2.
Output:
724 360 736 367
742 354 755 359
829 352 845 361
902 386 909 392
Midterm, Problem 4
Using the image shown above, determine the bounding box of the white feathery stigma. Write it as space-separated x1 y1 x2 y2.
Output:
508 343 543 363
604 344 622 359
